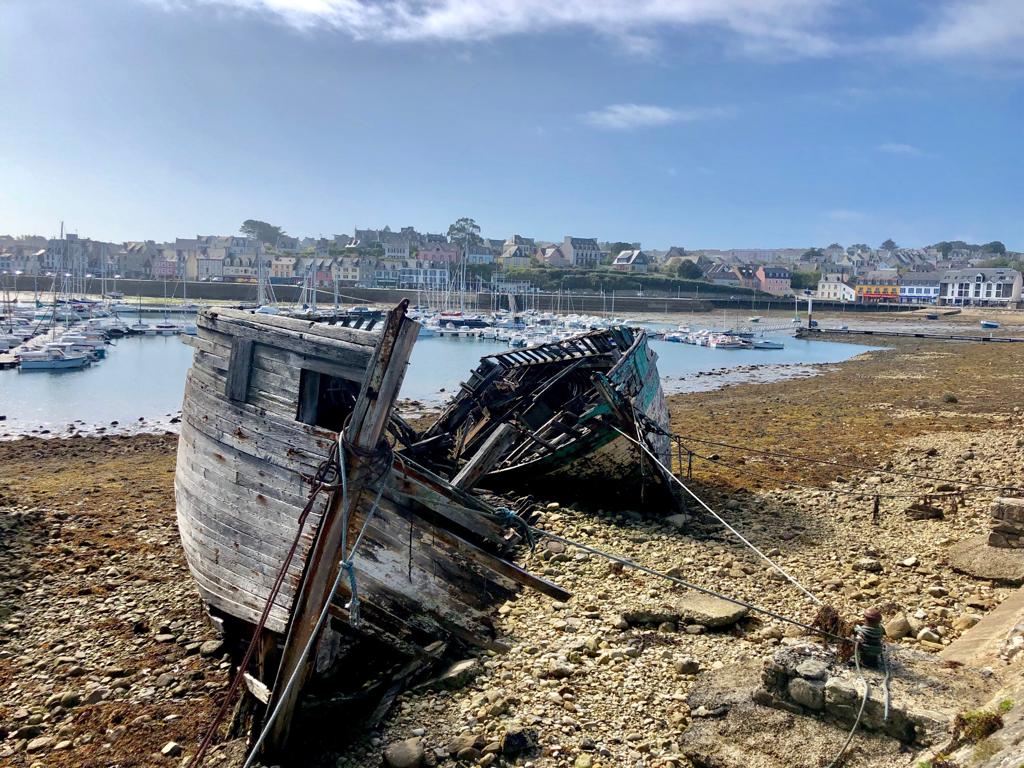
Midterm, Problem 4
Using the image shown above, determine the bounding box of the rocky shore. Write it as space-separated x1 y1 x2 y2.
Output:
1 335 1022 767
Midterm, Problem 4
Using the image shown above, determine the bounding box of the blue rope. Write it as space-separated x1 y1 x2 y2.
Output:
335 441 394 628
496 506 536 551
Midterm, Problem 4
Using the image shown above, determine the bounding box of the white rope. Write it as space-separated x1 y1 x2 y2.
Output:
611 425 823 606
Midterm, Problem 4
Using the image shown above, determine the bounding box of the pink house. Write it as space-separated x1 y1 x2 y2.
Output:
756 265 792 295
417 243 461 263
151 255 178 279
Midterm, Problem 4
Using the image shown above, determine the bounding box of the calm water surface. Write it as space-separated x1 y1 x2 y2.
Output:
0 328 873 433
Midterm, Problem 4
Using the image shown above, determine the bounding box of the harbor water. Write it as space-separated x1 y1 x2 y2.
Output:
0 328 875 437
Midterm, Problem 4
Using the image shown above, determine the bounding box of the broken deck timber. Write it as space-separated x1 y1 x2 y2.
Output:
416 326 674 507
174 302 567 755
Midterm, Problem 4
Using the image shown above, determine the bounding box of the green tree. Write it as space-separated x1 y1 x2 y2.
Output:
791 270 821 290
607 242 634 257
676 260 704 279
240 219 285 245
801 248 824 261
447 217 483 254
880 238 897 251
982 240 1006 255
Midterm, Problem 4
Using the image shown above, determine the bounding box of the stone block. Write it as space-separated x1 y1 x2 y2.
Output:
795 659 829 681
991 497 1024 523
988 531 1024 549
824 678 860 709
788 677 825 711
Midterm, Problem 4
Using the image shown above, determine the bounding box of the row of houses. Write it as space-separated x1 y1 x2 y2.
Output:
815 269 1023 307
703 264 794 295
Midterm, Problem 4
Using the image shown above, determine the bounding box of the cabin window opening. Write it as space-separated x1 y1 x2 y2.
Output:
297 369 360 432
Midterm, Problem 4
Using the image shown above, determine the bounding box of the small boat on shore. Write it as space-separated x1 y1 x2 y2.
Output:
981 320 1000 330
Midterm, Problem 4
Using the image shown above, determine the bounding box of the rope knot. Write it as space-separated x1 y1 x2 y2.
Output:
341 559 360 627
496 506 536 551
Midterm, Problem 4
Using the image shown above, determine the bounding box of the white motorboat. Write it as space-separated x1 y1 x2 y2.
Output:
18 347 90 370
152 321 181 336
751 339 785 350
709 334 751 349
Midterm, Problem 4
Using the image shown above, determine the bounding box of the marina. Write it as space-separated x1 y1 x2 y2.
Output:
0 303 877 436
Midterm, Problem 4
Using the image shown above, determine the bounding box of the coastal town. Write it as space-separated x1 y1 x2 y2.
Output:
2 225 1022 307
5 2 1024 768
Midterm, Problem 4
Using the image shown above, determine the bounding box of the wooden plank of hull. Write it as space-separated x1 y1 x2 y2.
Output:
212 307 382 349
198 313 372 381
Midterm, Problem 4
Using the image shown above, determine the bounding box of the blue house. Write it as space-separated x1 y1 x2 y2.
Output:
899 272 942 304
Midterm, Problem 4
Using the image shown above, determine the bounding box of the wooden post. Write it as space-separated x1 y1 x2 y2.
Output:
872 494 880 525
263 301 418 756
687 451 693 480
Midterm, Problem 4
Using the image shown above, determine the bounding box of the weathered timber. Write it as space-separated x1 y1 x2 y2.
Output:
174 302 568 758
452 423 520 489
414 326 672 507
225 338 255 402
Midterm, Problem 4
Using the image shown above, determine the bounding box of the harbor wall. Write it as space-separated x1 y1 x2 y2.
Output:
11 276 916 315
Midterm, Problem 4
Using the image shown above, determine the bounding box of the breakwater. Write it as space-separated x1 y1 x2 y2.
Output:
11 276 916 315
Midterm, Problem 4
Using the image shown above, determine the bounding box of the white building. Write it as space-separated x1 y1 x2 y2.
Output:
899 272 942 304
561 236 602 269
816 277 856 302
938 268 1022 307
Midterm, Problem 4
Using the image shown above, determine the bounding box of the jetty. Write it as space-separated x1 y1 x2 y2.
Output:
797 327 1024 343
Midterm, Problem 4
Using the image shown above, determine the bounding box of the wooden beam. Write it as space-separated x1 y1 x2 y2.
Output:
263 301 418 756
452 422 519 490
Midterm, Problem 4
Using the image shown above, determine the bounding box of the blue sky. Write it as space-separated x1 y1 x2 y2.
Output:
1 0 1022 249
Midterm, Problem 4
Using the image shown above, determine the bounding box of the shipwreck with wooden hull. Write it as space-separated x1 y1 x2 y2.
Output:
413 326 675 506
175 302 569 755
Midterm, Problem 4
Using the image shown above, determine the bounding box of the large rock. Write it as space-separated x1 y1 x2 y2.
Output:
383 737 425 768
788 678 825 711
948 535 1024 584
884 614 912 640
675 593 749 628
430 659 481 690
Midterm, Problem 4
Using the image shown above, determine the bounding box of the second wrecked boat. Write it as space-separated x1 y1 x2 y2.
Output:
411 326 674 505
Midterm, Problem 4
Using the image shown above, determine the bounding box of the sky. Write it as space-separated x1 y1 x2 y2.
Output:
1 0 1022 250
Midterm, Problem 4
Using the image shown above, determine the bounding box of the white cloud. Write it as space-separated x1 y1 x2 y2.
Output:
583 103 732 130
876 142 924 156
897 0 1024 60
148 0 839 56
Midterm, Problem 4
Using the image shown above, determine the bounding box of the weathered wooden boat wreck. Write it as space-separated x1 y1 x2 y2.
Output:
411 326 675 505
174 302 671 758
